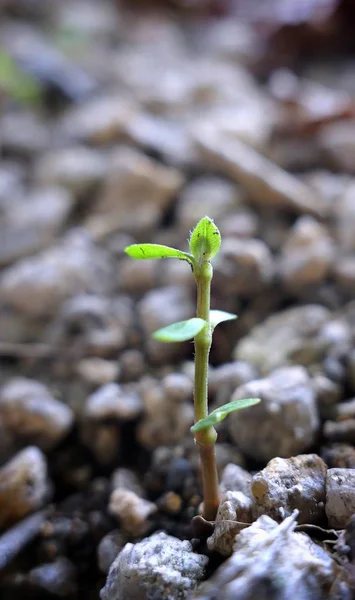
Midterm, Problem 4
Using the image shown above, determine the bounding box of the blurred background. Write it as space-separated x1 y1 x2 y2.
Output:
2 0 355 598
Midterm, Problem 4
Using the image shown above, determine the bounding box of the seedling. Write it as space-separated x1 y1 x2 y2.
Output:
125 217 260 521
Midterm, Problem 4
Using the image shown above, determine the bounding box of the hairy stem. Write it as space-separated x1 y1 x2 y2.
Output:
193 260 219 521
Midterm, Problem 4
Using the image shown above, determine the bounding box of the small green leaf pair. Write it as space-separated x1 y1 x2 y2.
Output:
191 398 261 433
125 215 221 267
152 310 236 343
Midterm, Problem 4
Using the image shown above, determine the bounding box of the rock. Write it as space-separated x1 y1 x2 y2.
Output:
176 176 242 230
194 512 344 600
84 383 142 422
333 256 355 294
209 361 258 405
101 532 208 600
75 358 120 387
138 286 194 364
0 162 25 213
0 447 50 528
335 183 355 251
111 468 144 497
200 19 260 65
251 454 327 524
87 147 183 234
108 490 156 536
35 147 107 198
48 294 134 356
218 209 259 240
0 377 74 450
125 113 196 168
0 230 113 318
235 304 331 374
59 96 135 144
136 376 194 450
326 468 355 529
312 373 341 420
207 491 253 556
0 187 72 266
279 216 334 289
213 237 274 296
227 366 319 462
98 530 125 574
196 131 324 216
119 350 145 382
0 510 47 572
28 558 77 597
322 444 355 469
161 373 193 404
319 120 355 172
220 464 252 497
81 423 120 466
1 110 49 156
323 420 355 444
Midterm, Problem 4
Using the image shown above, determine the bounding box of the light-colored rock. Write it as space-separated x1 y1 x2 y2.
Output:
335 182 355 251
326 468 355 529
1 110 49 155
75 358 120 386
137 376 193 450
251 454 327 524
59 96 136 144
0 230 113 318
0 446 50 527
319 120 355 173
87 147 183 233
85 383 142 422
161 373 193 404
279 216 334 289
220 464 252 497
109 490 156 536
138 285 194 364
176 176 242 230
0 377 74 450
213 237 274 296
207 491 253 556
235 304 331 374
0 187 72 266
209 361 258 404
111 468 144 497
194 512 344 600
101 532 208 600
0 162 25 213
48 294 133 355
196 131 324 216
35 146 107 197
228 366 319 462
98 530 125 574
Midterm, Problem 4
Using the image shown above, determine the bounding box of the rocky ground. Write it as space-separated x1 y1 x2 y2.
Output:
2 0 355 598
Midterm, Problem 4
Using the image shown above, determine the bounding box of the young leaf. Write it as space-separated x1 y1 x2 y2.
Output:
189 216 221 262
153 318 206 343
210 310 237 329
190 398 261 433
125 244 193 263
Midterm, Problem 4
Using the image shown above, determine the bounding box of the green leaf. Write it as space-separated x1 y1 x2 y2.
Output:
191 398 261 433
153 318 206 343
210 310 237 329
0 50 42 106
125 244 193 263
189 216 221 262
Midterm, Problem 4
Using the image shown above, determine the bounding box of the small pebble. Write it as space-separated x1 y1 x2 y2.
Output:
326 468 355 529
108 489 156 536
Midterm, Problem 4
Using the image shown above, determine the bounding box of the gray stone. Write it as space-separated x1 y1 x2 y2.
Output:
213 237 274 296
85 383 142 422
111 468 144 497
0 187 72 266
138 286 194 364
279 216 334 289
108 490 156 536
0 446 50 527
0 230 113 318
207 491 253 556
101 532 208 600
235 305 331 374
98 530 125 574
35 146 107 198
196 131 324 216
194 512 344 600
86 147 183 234
220 464 252 497
227 366 319 462
0 377 74 450
319 120 355 173
251 454 327 524
326 468 355 529
176 176 242 230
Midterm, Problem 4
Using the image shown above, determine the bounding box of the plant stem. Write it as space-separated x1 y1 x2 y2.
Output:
193 260 220 521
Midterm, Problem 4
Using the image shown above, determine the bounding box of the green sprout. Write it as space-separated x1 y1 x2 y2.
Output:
125 216 260 521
